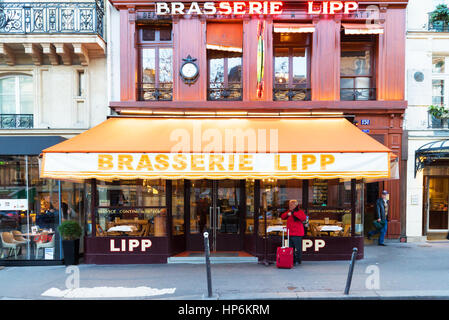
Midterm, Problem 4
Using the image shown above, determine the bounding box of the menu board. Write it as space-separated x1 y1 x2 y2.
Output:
312 181 328 205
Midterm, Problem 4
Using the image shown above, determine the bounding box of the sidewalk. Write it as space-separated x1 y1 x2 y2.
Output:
1 241 449 300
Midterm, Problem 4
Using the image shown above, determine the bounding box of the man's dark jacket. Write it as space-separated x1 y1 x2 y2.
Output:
375 199 389 221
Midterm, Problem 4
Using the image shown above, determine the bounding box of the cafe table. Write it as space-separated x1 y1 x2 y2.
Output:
107 225 137 235
317 225 343 236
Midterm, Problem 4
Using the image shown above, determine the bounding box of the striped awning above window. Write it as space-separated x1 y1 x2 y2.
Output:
342 23 384 35
273 23 315 33
206 22 243 52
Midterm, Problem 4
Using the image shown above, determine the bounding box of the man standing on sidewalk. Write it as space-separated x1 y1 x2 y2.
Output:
281 200 307 265
368 190 389 246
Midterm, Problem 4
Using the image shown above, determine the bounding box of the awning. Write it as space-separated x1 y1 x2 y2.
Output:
206 22 243 53
273 23 315 33
41 118 393 180
415 139 449 177
0 136 66 156
342 23 384 35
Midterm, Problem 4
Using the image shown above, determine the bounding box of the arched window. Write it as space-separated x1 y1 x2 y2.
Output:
0 75 33 115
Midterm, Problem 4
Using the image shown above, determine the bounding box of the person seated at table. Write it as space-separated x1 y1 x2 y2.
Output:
281 200 307 266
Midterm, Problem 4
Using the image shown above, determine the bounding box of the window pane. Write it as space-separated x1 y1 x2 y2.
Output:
341 50 371 76
159 28 172 41
209 57 224 87
159 48 173 84
142 29 155 41
142 48 156 83
433 57 445 74
19 76 33 114
355 77 371 88
340 78 354 89
432 79 445 106
292 48 307 86
228 57 242 84
274 48 289 85
0 77 16 114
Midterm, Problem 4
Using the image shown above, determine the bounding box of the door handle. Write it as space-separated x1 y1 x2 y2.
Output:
209 206 213 231
216 206 220 230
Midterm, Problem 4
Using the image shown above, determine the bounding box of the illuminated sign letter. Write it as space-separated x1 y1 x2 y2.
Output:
156 2 170 15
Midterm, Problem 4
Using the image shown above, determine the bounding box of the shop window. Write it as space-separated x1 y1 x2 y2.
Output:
0 156 88 261
259 180 302 236
307 179 363 237
0 75 33 129
206 22 243 101
172 180 184 236
95 180 167 237
138 26 173 101
245 179 255 234
273 32 311 101
427 177 449 230
340 33 376 101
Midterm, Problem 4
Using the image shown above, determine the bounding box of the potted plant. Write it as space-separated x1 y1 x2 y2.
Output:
58 220 82 265
429 105 449 128
430 4 449 31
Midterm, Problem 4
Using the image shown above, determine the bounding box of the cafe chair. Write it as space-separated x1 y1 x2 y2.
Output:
1 232 21 259
12 230 29 244
342 225 351 237
35 234 55 259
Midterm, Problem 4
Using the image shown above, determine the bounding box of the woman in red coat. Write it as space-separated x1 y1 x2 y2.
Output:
281 199 307 265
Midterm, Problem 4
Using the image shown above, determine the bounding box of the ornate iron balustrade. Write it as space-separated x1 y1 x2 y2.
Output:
207 87 243 101
138 83 173 101
273 88 311 101
0 1 104 38
340 88 376 101
0 114 33 129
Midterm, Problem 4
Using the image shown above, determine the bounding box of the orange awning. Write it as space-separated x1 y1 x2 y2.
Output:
41 117 393 180
273 23 315 33
342 23 384 35
206 22 243 52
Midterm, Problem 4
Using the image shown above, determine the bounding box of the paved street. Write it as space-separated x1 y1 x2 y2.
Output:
1 241 449 299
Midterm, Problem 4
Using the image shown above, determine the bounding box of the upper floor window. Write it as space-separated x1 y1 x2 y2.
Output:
207 22 243 101
340 33 377 101
432 56 449 107
0 75 33 129
273 28 312 101
138 25 173 101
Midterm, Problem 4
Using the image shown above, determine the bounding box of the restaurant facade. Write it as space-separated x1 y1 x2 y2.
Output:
38 0 408 264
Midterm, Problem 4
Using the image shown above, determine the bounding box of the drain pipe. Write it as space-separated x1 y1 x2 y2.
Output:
203 232 213 298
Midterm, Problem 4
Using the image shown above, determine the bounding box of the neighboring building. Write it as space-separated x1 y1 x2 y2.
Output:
39 0 407 264
0 0 108 264
406 0 449 241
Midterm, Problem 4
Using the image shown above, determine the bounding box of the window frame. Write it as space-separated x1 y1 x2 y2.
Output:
137 26 174 101
207 50 243 101
340 40 377 101
0 74 33 115
272 32 312 101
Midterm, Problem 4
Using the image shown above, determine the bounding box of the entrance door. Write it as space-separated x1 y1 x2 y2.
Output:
427 177 449 231
188 180 243 251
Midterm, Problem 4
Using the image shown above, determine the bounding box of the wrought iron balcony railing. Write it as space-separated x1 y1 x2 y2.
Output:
0 114 33 129
208 87 243 101
273 88 311 101
428 111 449 129
340 88 377 101
0 1 104 38
138 83 173 101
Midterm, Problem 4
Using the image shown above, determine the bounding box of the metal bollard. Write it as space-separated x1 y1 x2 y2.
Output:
203 232 213 298
344 247 358 295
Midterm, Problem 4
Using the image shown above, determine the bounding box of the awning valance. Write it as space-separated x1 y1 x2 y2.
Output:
273 23 315 33
342 23 384 35
41 118 393 180
206 22 243 53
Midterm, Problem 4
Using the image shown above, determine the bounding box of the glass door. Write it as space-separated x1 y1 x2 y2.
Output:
427 177 449 231
188 180 243 251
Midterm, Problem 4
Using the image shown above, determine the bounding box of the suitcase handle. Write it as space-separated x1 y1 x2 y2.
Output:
282 227 289 248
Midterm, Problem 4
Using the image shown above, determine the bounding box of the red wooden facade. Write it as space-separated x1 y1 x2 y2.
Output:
108 0 408 238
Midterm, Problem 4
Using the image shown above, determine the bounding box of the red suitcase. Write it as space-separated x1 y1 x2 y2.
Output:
276 228 294 269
